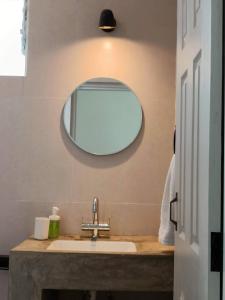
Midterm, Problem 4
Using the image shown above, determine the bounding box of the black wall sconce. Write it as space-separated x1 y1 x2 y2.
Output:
98 9 117 32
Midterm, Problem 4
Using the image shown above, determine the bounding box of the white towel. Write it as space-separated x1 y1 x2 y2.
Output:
158 154 176 245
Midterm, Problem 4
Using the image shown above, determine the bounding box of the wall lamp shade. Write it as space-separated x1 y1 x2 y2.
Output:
98 9 117 32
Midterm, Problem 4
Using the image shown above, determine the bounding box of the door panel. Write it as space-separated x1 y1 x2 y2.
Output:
179 71 188 237
191 50 201 250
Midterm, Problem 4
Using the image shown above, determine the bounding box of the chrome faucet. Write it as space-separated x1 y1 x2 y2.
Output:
81 197 110 240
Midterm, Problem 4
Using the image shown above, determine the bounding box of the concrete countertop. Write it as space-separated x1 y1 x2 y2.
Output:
11 235 174 255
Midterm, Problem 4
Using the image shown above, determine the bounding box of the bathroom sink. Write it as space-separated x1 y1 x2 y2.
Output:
47 240 137 253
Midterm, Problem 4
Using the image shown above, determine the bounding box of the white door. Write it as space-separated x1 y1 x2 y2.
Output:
174 0 223 300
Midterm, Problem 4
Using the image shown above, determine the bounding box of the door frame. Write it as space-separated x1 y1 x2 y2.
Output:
222 1 225 298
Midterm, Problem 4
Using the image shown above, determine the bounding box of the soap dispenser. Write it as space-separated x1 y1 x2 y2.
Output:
48 206 60 239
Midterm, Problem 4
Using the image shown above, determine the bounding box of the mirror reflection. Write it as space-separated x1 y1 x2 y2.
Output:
63 78 143 155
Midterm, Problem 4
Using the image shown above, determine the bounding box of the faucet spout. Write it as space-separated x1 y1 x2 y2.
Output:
92 197 99 222
92 197 99 240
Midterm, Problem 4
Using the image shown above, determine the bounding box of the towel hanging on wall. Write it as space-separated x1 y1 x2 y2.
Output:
158 154 176 245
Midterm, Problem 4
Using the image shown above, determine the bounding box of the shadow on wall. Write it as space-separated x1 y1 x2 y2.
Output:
42 290 173 300
60 110 145 169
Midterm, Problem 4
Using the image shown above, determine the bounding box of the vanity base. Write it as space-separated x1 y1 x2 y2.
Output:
9 236 174 300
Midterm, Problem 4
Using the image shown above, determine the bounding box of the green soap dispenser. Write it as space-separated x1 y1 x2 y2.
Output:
48 206 60 239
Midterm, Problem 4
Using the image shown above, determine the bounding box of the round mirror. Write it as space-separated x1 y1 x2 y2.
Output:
63 78 143 155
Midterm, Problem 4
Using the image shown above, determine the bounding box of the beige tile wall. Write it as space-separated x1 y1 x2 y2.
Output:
0 0 176 254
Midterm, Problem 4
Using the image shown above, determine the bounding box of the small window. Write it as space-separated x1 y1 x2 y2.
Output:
0 0 26 76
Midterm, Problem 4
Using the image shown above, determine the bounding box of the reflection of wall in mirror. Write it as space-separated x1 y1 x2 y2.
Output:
70 91 77 140
73 89 141 154
64 92 78 141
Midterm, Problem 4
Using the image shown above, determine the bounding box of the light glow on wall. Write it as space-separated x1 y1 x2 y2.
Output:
103 40 112 50
0 0 25 76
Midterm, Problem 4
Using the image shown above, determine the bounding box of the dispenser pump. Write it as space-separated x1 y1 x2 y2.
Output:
49 206 60 220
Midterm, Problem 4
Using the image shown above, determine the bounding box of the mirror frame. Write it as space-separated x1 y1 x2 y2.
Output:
63 78 143 156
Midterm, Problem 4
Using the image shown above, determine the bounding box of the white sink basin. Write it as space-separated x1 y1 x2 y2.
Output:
47 240 137 253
